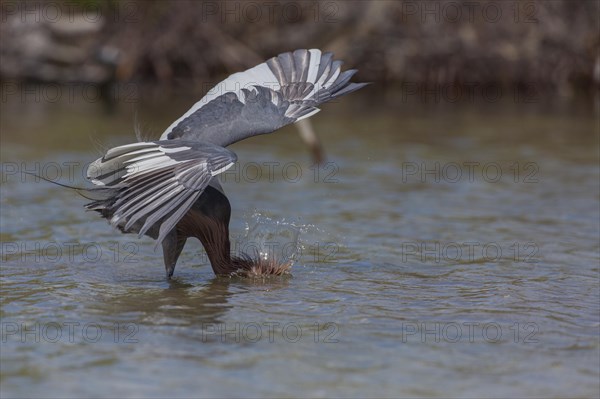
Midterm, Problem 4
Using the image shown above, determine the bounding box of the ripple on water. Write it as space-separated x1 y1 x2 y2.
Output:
1 106 599 398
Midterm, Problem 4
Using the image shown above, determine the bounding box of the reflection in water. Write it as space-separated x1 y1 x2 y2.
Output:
87 276 290 331
90 278 234 327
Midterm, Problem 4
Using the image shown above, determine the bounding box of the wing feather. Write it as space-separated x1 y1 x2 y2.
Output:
160 48 368 147
86 140 237 246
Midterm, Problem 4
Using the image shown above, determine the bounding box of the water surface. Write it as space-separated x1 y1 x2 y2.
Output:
1 89 599 398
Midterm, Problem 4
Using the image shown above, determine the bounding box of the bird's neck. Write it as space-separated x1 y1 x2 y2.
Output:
200 230 234 276
185 209 291 277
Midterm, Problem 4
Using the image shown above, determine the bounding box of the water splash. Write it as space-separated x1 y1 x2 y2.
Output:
231 211 302 266
231 210 349 269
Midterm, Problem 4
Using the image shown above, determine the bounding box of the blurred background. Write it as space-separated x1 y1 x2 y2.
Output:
1 0 598 157
1 1 599 398
1 0 598 93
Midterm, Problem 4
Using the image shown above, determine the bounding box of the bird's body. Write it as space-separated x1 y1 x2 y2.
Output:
85 49 366 278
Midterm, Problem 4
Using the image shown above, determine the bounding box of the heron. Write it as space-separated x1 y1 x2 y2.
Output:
85 49 367 278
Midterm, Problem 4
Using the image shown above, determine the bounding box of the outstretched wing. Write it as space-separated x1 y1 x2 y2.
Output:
86 140 236 245
160 49 367 147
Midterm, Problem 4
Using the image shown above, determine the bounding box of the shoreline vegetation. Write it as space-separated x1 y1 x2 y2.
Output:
0 1 598 98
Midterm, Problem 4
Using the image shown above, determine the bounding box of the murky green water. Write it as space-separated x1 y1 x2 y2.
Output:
1 87 599 398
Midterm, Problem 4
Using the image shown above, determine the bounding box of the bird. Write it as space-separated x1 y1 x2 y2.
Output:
84 49 367 278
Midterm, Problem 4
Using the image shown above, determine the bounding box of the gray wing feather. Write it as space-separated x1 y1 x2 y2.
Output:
86 140 237 246
294 49 310 82
161 49 368 147
316 52 333 82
